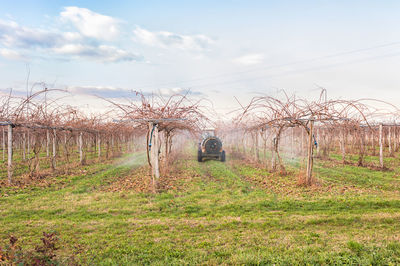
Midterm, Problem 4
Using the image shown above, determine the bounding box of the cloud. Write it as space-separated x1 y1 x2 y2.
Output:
60 6 120 41
0 88 27 97
0 48 25 60
62 31 82 42
0 19 62 48
233 53 265 66
0 9 142 63
159 87 187 96
133 26 213 51
68 86 203 99
68 86 136 98
158 87 203 97
53 44 142 62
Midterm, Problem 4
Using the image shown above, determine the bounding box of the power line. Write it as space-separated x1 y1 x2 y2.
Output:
183 50 400 90
133 41 400 89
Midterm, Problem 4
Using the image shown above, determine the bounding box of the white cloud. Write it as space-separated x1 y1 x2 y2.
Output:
158 87 203 97
133 26 214 51
159 87 187 96
0 48 25 60
68 85 134 98
62 31 82 42
53 44 142 62
67 86 202 99
60 6 120 41
0 9 142 63
233 53 265 66
0 19 61 48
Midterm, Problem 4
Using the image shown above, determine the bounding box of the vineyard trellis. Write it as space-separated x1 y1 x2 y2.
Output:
109 92 208 192
221 90 400 185
1 88 209 192
2 86 400 190
0 89 146 185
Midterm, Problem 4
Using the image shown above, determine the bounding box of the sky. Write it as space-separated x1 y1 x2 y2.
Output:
1 0 400 118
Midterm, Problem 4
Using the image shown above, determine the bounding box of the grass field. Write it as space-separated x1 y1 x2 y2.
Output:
1 149 400 265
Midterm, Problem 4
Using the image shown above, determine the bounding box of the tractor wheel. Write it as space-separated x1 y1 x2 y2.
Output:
197 150 203 162
221 150 226 162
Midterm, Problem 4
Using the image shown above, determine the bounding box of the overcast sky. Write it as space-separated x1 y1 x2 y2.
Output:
1 0 400 118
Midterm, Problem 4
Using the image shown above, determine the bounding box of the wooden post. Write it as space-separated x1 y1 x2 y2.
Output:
76 135 79 153
241 133 245 154
22 132 26 161
255 130 260 162
147 123 151 165
46 129 50 157
301 129 305 156
316 127 320 156
88 135 92 154
306 119 314 186
291 127 294 159
358 128 365 166
2 127 4 161
52 129 56 169
340 128 346 162
119 134 122 152
379 124 384 168
371 129 376 156
271 137 276 170
152 124 160 179
63 133 67 156
388 126 393 156
148 122 160 191
111 134 114 155
262 129 267 161
7 124 13 184
79 132 83 164
97 133 101 158
27 130 30 158
125 135 129 152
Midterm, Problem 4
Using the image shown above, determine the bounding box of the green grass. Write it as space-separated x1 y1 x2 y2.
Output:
0 144 130 181
1 150 400 265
